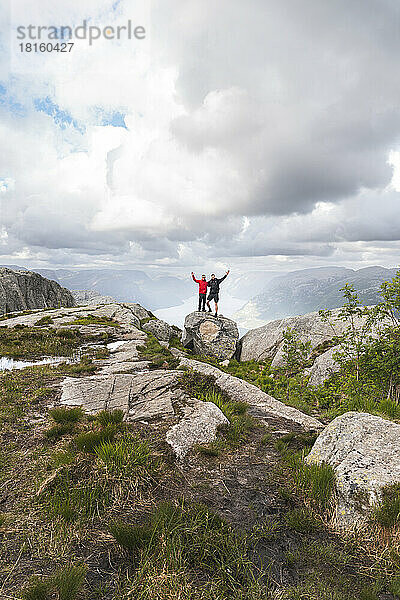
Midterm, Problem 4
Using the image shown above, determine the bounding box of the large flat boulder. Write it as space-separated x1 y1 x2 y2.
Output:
59 366 228 458
182 312 239 360
239 308 366 366
60 370 179 420
306 412 400 527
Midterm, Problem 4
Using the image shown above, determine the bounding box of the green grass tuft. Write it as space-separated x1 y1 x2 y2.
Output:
22 579 51 600
44 422 76 440
95 435 153 477
285 507 319 533
75 425 116 453
35 316 54 326
284 453 335 510
95 408 124 426
138 333 179 369
69 314 121 328
195 444 220 457
109 521 152 553
373 482 400 528
49 406 83 424
378 398 400 420
113 501 265 596
52 563 87 600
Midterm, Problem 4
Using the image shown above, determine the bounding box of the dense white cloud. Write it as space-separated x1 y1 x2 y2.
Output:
1 0 400 272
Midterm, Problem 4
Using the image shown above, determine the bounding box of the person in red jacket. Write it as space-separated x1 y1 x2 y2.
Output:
191 272 208 311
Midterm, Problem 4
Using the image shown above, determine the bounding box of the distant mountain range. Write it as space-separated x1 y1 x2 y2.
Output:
0 266 194 311
35 269 195 311
0 266 280 313
234 266 399 329
2 265 398 328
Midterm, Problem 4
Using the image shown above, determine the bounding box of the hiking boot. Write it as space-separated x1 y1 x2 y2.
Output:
208 307 212 313
214 312 218 318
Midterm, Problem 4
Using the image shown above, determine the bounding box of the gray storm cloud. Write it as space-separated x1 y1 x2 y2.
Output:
1 0 400 269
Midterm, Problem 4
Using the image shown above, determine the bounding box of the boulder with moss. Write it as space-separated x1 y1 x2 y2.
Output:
306 411 400 527
182 312 239 360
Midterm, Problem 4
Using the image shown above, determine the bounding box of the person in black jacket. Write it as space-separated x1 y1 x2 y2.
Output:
206 270 230 317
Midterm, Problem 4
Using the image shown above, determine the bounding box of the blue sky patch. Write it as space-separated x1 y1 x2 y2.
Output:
0 83 27 117
33 96 86 133
92 106 127 128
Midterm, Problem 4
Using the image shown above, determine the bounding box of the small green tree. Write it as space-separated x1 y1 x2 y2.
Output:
282 328 311 401
318 272 400 414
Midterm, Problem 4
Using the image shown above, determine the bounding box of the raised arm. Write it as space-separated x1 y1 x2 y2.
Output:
218 269 230 284
191 272 200 283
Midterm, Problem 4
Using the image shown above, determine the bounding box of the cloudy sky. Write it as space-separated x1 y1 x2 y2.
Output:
1 0 400 276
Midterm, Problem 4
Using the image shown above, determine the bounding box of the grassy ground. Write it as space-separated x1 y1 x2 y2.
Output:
1 326 400 599
190 356 400 425
137 333 180 369
0 325 86 359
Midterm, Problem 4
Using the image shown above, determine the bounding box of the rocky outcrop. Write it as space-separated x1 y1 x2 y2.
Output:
306 346 340 386
239 308 365 366
124 303 152 321
306 412 400 527
1 302 142 331
60 366 227 459
182 312 239 360
0 267 75 314
179 357 323 431
142 318 174 342
56 327 228 459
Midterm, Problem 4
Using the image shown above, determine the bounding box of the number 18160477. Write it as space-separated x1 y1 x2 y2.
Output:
19 42 74 52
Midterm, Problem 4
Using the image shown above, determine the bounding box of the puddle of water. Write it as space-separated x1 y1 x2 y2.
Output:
107 341 128 352
0 355 76 371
